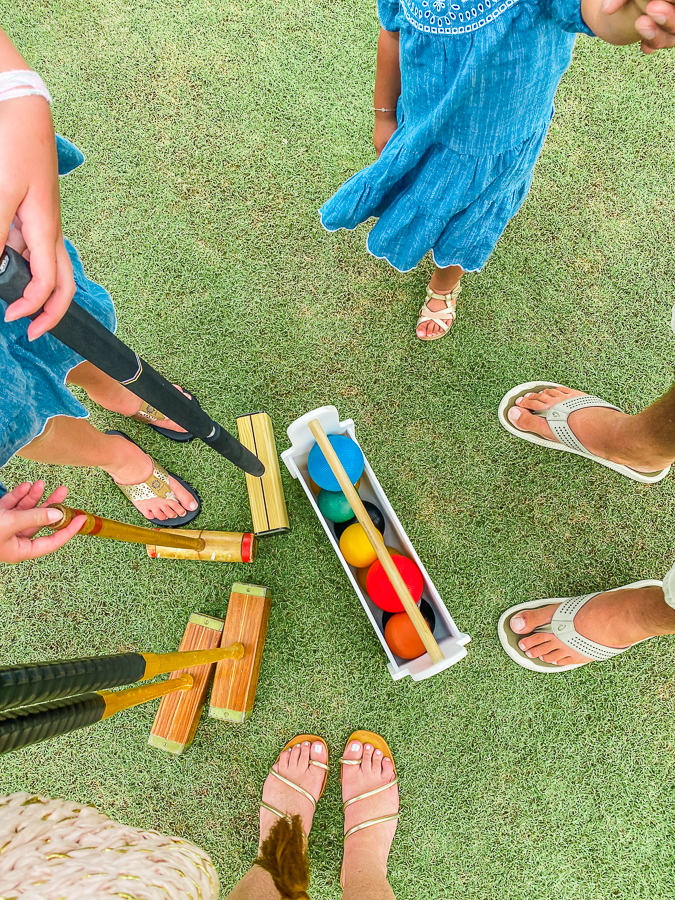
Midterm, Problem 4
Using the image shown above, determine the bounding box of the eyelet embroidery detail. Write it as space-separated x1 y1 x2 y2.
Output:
400 0 522 33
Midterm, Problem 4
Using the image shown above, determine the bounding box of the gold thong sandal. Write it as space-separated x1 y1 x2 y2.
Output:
340 730 400 886
416 284 461 342
260 735 330 839
131 388 200 443
105 430 201 527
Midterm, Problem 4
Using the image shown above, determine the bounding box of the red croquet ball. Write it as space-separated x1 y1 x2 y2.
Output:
366 555 423 612
384 612 427 660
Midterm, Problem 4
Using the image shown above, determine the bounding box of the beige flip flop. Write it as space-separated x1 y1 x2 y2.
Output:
498 580 664 673
416 284 460 341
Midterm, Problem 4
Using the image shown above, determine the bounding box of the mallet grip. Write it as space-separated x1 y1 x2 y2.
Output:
308 420 443 665
48 504 206 551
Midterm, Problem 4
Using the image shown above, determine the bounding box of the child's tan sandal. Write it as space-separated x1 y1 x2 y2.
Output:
416 284 461 341
132 401 168 424
131 387 198 444
261 735 330 838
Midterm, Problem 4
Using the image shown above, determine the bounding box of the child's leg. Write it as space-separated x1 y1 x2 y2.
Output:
417 264 464 339
17 416 197 521
67 362 187 434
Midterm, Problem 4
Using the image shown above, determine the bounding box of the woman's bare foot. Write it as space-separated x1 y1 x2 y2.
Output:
507 385 673 473
103 435 198 521
417 264 463 339
259 740 327 845
341 738 399 884
511 584 673 666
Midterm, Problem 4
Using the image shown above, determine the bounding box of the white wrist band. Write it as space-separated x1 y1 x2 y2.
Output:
0 70 52 105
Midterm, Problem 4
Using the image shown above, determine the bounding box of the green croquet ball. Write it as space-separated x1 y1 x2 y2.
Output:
317 489 354 523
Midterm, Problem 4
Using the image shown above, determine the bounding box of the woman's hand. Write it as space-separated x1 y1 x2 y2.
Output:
0 481 85 564
0 94 76 339
374 111 398 157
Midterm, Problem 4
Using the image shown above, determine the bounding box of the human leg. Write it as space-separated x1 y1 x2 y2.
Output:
506 382 675 473
503 568 675 669
225 738 327 900
417 264 464 339
17 416 197 521
341 735 399 900
67 361 187 434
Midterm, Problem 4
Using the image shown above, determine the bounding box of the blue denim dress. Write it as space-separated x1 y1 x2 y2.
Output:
320 0 594 273
0 136 116 477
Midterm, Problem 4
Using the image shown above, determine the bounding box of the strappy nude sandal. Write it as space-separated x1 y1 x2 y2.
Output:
260 735 330 839
131 388 199 443
105 430 201 527
340 730 400 886
416 284 461 341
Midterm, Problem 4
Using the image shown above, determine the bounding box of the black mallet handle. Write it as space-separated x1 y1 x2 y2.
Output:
0 248 264 476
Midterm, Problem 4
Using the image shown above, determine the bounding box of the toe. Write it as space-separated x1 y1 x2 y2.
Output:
517 632 554 654
343 739 363 763
381 756 395 780
507 405 554 439
372 748 384 775
310 740 327 767
522 638 556 659
362 742 374 770
510 604 558 634
540 647 568 664
298 741 311 771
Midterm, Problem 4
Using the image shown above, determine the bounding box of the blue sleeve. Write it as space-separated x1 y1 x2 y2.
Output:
378 0 400 31
543 0 596 34
0 481 7 499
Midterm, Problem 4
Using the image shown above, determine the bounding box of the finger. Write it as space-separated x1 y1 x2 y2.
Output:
11 505 66 537
40 485 69 507
600 0 628 13
4 219 58 330
0 482 33 510
635 15 675 48
26 238 75 340
15 480 47 511
646 0 675 28
19 514 86 560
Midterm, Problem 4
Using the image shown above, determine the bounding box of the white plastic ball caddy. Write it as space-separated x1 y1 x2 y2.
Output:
281 405 470 682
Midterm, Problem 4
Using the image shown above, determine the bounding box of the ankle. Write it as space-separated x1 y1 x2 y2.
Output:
343 839 389 880
101 439 152 485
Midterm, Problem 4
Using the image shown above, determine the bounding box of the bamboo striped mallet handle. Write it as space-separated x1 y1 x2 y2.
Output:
308 419 444 665
0 645 244 713
48 504 206 551
0 675 194 755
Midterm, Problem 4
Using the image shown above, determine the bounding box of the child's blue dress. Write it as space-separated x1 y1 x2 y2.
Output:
320 0 595 273
0 136 116 474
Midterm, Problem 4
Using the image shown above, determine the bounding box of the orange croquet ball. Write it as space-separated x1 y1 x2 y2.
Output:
339 523 381 568
384 612 427 660
366 555 423 613
356 546 403 592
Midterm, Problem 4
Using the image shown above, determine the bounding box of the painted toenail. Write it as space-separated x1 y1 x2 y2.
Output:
509 408 521 423
314 743 323 753
351 743 360 752
526 651 533 658
512 616 525 632
365 744 372 750
374 749 382 756
384 757 390 763
303 741 310 746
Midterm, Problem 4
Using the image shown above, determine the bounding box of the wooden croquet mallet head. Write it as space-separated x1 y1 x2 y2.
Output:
47 504 257 563
307 419 444 665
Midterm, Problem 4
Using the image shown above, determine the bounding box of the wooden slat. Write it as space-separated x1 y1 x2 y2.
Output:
237 413 290 536
148 614 224 754
209 584 271 723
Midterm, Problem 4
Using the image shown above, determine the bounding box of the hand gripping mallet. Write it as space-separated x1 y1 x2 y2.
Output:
308 420 443 664
0 246 264 477
47 503 257 563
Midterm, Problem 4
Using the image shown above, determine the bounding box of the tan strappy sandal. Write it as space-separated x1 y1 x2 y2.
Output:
105 429 201 527
416 283 461 341
340 730 400 886
260 735 330 839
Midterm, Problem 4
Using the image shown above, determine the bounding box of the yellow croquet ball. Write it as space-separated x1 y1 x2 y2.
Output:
339 523 381 569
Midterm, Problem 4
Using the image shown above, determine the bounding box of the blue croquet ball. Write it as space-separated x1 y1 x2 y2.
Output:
307 435 364 491
333 501 385 541
317 489 355 523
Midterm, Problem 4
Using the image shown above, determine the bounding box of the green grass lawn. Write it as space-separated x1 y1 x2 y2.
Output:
1 1 675 897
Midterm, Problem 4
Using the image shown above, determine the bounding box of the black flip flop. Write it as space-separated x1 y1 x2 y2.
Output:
135 390 203 443
105 430 202 528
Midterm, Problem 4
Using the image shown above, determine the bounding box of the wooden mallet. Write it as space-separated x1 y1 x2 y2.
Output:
47 504 257 563
308 419 443 665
